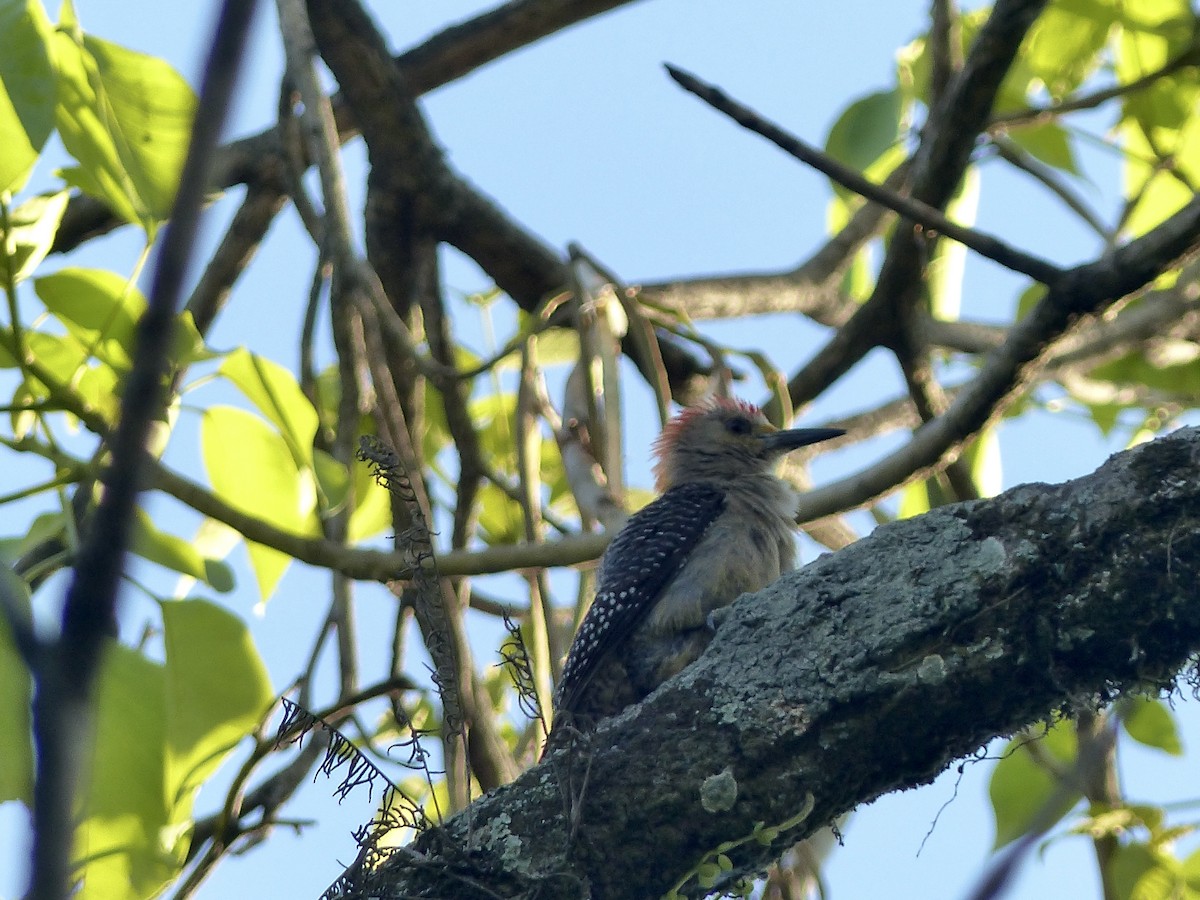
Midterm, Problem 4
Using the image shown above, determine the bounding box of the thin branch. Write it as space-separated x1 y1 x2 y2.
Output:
774 0 1049 423
148 456 610 579
27 4 259 899
665 64 1063 288
185 182 287 338
794 193 1200 522
989 135 1111 240
990 43 1200 127
637 161 910 328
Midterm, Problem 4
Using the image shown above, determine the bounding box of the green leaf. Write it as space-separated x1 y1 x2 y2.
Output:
0 0 56 193
220 348 318 469
1015 283 1046 321
1116 0 1200 237
1119 696 1184 756
73 608 270 900
130 508 234 593
1120 110 1200 237
1020 0 1115 101
52 0 196 229
35 268 216 375
897 480 932 519
696 861 722 889
0 566 33 804
476 481 522 544
35 267 143 371
962 426 1003 499
1 190 68 285
1182 846 1200 890
200 405 320 601
989 720 1082 848
1009 122 1079 175
825 89 905 176
73 643 171 900
160 599 272 814
1090 348 1200 396
2 329 121 424
1110 843 1165 900
472 391 519 474
312 446 349 512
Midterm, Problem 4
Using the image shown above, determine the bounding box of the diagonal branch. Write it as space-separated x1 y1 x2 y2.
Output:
666 64 1064 287
795 193 1200 522
776 0 1051 419
346 427 1200 900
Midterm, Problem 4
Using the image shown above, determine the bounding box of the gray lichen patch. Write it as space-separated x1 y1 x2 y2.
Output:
480 812 535 877
701 767 739 812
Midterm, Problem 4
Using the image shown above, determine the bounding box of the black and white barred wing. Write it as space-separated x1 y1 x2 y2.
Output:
554 482 726 715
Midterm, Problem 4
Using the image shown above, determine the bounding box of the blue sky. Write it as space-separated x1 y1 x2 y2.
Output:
3 1 1198 898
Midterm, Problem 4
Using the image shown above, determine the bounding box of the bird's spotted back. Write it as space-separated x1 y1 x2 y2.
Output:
554 481 726 715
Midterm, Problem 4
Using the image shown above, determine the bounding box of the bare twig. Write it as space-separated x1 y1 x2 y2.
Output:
665 64 1063 288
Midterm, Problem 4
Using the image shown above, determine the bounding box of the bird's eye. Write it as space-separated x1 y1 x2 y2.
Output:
725 416 752 436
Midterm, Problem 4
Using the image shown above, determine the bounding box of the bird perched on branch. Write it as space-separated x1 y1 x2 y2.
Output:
548 397 842 741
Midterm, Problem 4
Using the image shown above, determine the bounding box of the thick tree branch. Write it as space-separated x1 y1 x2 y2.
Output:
351 427 1200 899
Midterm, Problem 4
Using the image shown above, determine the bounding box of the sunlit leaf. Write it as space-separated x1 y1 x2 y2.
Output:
1110 843 1166 900
962 426 1003 499
200 405 320 600
0 0 55 193
220 347 318 469
159 599 272 817
0 190 68 284
1117 0 1199 237
1182 846 1200 890
1009 122 1079 175
1090 349 1200 396
897 481 931 519
1015 283 1046 321
825 89 905 176
52 0 196 229
73 643 170 900
477 481 522 544
73 606 270 899
927 168 980 322
349 449 393 542
1020 0 1115 100
35 267 143 372
130 508 234 593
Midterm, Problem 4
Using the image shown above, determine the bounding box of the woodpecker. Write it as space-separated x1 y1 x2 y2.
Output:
550 397 843 737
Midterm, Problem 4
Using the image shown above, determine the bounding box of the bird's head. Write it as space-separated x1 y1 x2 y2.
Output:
651 397 843 492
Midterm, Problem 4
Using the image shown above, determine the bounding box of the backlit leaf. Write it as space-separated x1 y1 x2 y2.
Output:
0 190 68 284
0 0 55 193
990 720 1081 848
52 0 195 229
201 405 320 600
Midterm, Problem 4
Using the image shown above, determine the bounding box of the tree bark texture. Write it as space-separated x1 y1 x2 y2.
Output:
333 426 1200 899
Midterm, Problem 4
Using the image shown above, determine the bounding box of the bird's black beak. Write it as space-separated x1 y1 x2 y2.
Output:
760 427 844 454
